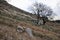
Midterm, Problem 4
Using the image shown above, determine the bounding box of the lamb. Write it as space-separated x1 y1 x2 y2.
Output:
17 25 33 38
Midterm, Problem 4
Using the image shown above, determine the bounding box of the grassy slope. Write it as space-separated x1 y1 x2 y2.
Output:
0 1 60 40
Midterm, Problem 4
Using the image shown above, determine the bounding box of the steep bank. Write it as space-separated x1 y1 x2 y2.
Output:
0 0 60 40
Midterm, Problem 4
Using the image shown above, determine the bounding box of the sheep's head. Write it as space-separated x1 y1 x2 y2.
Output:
17 25 25 33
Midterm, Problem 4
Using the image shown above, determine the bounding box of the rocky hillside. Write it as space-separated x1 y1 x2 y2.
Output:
0 0 60 40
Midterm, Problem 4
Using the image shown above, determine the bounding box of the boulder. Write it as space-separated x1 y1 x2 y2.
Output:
25 28 33 38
